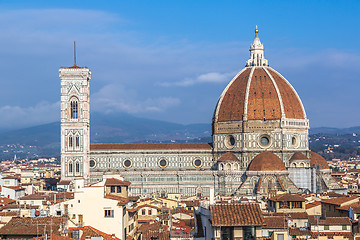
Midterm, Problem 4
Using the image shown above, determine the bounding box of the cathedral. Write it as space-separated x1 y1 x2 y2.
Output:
59 28 341 197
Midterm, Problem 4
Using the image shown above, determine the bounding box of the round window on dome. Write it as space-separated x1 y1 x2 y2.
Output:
193 159 202 168
89 159 96 168
158 159 168 168
225 135 236 149
292 135 299 148
123 159 133 168
259 135 271 147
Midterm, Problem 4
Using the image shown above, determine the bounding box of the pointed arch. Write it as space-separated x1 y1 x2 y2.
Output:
69 96 79 120
75 160 80 174
75 134 80 149
68 161 73 176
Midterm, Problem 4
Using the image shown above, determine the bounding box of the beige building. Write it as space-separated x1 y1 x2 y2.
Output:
50 176 136 240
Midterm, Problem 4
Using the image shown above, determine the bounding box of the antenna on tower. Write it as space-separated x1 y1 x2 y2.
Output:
74 41 77 66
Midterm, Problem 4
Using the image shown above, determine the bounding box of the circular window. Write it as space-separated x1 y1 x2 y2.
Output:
225 135 236 149
123 159 133 168
89 159 96 168
193 159 202 168
259 135 271 147
292 135 299 148
158 159 168 168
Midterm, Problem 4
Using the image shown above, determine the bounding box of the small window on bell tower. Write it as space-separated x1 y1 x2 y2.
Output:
75 136 80 148
70 98 79 119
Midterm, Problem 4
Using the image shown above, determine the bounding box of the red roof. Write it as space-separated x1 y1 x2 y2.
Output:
68 226 121 240
218 152 240 161
104 194 129 204
57 180 71 185
0 197 15 206
105 178 131 186
306 201 321 209
263 216 286 229
20 192 74 201
248 151 286 171
290 152 309 161
321 195 359 206
268 193 306 202
210 203 263 226
90 142 212 151
309 151 330 169
65 64 83 69
0 217 65 236
214 67 305 123
308 216 351 226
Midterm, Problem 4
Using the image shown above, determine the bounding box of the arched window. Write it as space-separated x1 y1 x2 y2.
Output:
76 162 80 173
69 136 73 148
70 99 78 119
69 162 73 173
75 136 80 148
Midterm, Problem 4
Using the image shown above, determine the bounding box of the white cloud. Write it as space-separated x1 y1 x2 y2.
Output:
0 102 59 129
91 84 180 113
157 71 237 87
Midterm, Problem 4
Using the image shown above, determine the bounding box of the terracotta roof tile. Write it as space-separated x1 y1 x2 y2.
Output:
336 202 360 213
20 192 74 201
263 216 286 229
210 203 263 226
289 228 311 236
57 180 71 185
247 68 282 120
290 152 309 161
310 231 352 238
309 151 330 169
306 201 321 209
267 68 305 119
308 216 351 226
104 194 129 204
268 193 306 202
0 217 65 236
321 195 359 206
90 143 212 151
65 64 83 69
215 67 306 122
217 152 240 161
216 68 251 121
290 212 308 219
248 151 286 171
68 226 121 240
0 197 15 206
105 178 131 186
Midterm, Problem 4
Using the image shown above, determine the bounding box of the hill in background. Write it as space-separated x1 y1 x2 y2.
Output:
0 112 359 160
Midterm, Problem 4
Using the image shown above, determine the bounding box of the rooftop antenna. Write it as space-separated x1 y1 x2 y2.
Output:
73 41 77 66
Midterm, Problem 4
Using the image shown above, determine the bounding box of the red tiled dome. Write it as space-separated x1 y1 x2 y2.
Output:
290 152 309 161
248 151 286 171
309 151 329 169
217 152 240 161
213 66 306 122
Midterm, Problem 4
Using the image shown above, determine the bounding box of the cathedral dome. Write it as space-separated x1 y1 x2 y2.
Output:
309 151 330 169
248 151 286 171
213 28 306 124
214 67 306 122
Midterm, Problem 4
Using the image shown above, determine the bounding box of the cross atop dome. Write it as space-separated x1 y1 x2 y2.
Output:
246 26 269 67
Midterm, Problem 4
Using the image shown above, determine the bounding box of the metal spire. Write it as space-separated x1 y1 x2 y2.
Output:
74 41 77 66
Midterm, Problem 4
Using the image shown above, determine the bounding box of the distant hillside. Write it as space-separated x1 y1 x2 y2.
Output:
310 126 360 135
0 112 211 159
0 112 358 160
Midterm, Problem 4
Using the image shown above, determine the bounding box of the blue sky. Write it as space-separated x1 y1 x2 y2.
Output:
0 0 359 129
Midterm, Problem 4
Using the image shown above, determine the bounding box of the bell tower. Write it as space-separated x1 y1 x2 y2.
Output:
59 55 91 181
